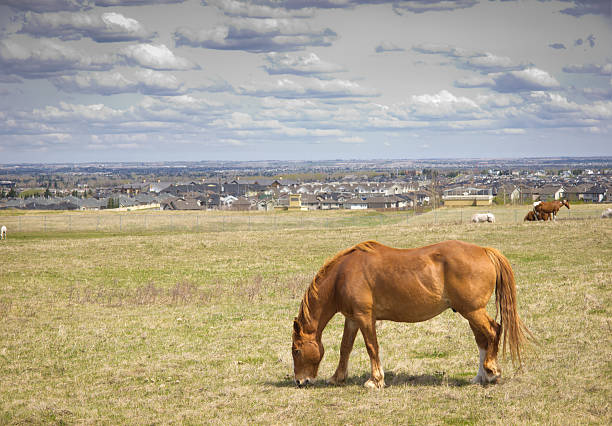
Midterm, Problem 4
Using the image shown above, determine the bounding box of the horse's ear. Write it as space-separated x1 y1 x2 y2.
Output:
293 317 301 336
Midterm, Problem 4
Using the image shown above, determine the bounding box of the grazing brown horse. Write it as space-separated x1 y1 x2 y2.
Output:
524 210 550 221
535 199 569 221
292 240 531 389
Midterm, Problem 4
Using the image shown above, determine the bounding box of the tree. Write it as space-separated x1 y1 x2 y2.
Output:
44 188 51 198
7 188 17 198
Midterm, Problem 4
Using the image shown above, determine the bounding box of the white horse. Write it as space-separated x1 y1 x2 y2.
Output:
602 208 612 218
471 213 495 223
1 225 6 240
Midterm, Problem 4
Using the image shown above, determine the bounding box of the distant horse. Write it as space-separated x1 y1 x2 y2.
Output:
292 240 532 389
602 208 612 218
524 211 550 221
471 213 495 223
0 225 6 240
534 200 570 221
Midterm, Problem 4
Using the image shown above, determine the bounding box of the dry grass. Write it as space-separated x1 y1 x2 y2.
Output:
0 205 610 424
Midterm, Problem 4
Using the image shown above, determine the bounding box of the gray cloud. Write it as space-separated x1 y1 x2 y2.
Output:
19 11 156 42
174 18 337 52
557 0 611 17
0 0 92 13
392 0 478 14
548 43 566 50
563 63 612 75
95 0 186 6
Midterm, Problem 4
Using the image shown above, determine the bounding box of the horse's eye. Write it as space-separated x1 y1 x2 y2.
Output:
292 349 301 356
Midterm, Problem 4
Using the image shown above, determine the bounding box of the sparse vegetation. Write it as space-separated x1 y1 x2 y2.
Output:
0 205 610 424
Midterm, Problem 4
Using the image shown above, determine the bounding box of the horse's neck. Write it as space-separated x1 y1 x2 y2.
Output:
300 278 337 339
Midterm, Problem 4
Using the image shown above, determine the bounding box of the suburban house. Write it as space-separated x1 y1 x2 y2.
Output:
442 187 493 206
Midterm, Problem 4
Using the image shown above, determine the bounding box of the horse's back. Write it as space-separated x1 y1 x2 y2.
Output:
334 240 495 322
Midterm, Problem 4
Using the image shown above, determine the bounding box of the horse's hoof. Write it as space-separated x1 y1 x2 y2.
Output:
364 379 384 389
328 375 345 385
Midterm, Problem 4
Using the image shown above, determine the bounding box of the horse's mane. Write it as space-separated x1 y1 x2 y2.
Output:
297 240 382 328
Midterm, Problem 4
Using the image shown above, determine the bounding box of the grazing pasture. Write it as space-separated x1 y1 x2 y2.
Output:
0 205 610 424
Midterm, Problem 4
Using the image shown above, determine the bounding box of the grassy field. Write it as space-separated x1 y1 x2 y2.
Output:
0 205 610 424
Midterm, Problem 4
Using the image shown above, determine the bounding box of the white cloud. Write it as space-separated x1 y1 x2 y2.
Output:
174 18 337 52
0 38 114 79
19 11 155 42
206 0 314 18
375 41 404 53
119 43 199 70
394 90 480 120
263 52 344 77
491 67 560 92
238 77 379 99
51 69 185 95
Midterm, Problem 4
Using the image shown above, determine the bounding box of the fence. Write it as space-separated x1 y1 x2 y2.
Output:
0 205 608 234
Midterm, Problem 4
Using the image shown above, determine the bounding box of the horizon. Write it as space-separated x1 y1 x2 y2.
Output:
0 0 611 163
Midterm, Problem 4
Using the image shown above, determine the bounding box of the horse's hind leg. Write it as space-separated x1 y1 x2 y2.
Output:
329 317 359 385
462 309 501 385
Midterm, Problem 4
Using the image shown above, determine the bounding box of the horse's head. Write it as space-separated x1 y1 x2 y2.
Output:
562 199 570 209
292 318 324 387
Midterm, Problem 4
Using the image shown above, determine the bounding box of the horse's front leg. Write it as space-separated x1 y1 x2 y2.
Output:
356 315 385 389
329 317 359 385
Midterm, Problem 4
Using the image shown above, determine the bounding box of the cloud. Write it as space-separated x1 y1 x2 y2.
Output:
0 39 114 79
413 42 525 72
51 69 186 95
263 52 344 77
174 18 337 52
412 42 478 58
558 0 611 17
18 11 156 42
548 43 566 50
396 90 480 120
456 67 560 93
392 0 478 14
563 63 612 75
119 43 199 70
574 38 583 47
238 77 379 98
205 0 314 18
375 41 404 53
587 34 595 48
0 0 92 13
95 0 187 5
490 68 561 92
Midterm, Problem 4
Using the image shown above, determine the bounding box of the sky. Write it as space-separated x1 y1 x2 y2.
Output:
0 0 611 164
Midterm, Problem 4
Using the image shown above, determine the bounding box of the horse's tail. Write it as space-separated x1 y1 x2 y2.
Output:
484 247 533 367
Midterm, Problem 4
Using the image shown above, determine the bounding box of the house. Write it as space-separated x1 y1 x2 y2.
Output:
565 184 607 203
534 185 564 201
442 187 493 206
231 197 253 211
344 197 368 210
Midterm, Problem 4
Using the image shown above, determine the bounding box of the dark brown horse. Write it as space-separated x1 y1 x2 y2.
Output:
292 240 532 389
535 200 569 221
524 210 550 221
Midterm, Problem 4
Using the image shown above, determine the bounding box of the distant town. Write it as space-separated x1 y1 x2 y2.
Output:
1 157 610 212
